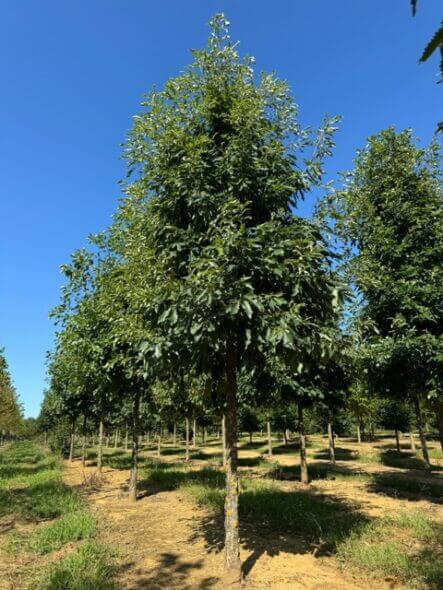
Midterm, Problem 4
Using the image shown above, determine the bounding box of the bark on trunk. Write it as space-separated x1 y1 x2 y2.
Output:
185 417 190 462
224 340 241 581
114 429 119 449
414 397 431 469
357 423 362 445
69 421 75 462
192 419 196 449
157 433 161 458
283 429 288 446
266 419 273 457
437 406 443 452
173 423 177 446
222 414 227 467
203 427 207 445
298 402 309 484
128 394 140 501
409 431 416 452
81 415 87 468
125 426 129 451
97 416 104 473
327 414 335 465
395 428 401 453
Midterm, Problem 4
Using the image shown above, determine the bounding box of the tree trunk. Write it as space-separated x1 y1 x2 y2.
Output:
222 414 227 468
327 413 335 465
125 425 129 451
283 429 288 446
185 417 190 462
266 419 273 457
298 402 309 484
437 405 443 452
114 429 119 449
414 397 431 469
69 420 75 462
395 428 401 453
81 414 87 468
409 431 416 452
97 417 104 473
106 435 110 448
44 431 47 446
173 423 177 446
157 433 161 458
356 423 362 444
192 419 197 449
128 394 140 501
224 340 241 581
203 427 207 445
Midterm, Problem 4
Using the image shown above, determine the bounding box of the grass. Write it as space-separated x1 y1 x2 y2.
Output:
9 511 97 555
337 511 443 589
28 542 116 590
369 473 443 499
0 441 116 589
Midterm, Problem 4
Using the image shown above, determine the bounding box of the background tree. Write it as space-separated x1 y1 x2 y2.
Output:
324 128 443 466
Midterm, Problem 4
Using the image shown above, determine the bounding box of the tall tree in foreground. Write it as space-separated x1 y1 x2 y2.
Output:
324 128 443 463
121 15 340 581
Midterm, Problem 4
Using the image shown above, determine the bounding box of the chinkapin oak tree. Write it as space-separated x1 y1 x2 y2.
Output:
119 14 342 579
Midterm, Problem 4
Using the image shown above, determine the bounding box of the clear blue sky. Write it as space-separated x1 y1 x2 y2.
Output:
1 1 441 418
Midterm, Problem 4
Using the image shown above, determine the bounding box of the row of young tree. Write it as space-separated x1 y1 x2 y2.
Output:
38 16 442 581
0 347 24 441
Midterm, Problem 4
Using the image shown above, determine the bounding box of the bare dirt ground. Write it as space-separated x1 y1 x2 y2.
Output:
62 435 443 590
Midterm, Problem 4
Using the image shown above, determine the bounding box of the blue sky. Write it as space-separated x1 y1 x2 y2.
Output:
1 1 441 417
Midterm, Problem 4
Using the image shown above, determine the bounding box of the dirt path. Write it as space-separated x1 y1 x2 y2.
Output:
63 460 400 590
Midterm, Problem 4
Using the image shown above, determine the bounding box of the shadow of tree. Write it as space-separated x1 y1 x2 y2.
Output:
312 447 358 462
188 483 369 578
367 471 443 502
379 450 442 472
267 461 365 482
117 552 219 589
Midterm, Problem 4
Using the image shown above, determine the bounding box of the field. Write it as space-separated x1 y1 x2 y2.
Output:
0 435 442 590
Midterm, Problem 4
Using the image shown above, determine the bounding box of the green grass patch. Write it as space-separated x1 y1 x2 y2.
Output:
337 511 443 589
369 473 443 499
9 511 96 555
28 542 116 590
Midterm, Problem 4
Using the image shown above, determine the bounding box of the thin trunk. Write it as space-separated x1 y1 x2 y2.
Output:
125 425 129 451
414 397 431 469
97 416 104 473
128 394 140 501
203 427 207 445
222 414 227 468
437 405 443 453
173 423 177 446
356 423 362 444
395 428 401 453
157 433 161 458
44 431 47 446
327 414 336 465
192 419 197 449
114 429 119 449
266 419 273 457
298 402 309 484
69 420 75 462
81 414 87 468
409 431 417 452
224 339 241 581
185 417 190 462
106 435 110 448
283 429 288 446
